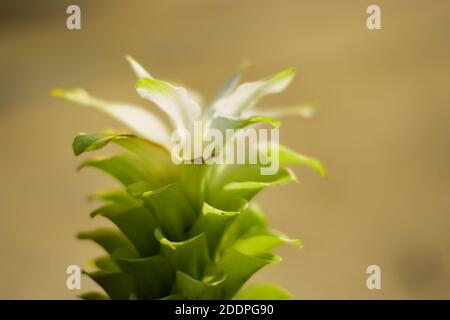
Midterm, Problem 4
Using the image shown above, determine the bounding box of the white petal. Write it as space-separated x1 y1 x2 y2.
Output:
52 88 171 148
170 80 205 106
136 78 202 131
203 72 241 125
211 68 295 117
243 103 317 119
212 72 241 102
105 103 171 147
125 55 153 79
127 55 203 116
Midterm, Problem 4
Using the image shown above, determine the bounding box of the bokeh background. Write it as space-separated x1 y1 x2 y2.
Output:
1 0 449 299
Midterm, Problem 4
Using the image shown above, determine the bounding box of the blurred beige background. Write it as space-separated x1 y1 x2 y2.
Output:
1 0 449 299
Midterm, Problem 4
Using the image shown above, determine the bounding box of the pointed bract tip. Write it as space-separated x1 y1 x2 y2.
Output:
124 54 135 64
50 87 65 97
126 55 153 79
278 67 296 78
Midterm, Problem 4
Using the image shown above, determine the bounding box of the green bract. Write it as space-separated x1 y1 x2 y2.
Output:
53 56 325 300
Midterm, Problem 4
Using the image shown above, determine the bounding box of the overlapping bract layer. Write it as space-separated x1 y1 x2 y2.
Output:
74 133 323 300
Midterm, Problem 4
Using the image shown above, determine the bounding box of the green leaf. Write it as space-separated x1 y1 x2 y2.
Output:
178 164 207 212
77 228 137 256
90 188 142 207
187 202 243 258
244 141 326 176
218 205 299 257
72 132 173 169
92 248 136 272
160 294 184 300
143 183 197 241
72 133 125 156
208 162 298 205
85 271 136 300
90 203 128 218
221 167 298 201
126 181 154 198
112 134 177 183
234 282 293 300
233 233 301 257
93 204 160 257
219 204 268 251
173 271 226 300
279 145 326 176
93 255 120 272
78 154 154 186
74 132 177 186
79 291 110 300
210 249 280 299
115 255 174 299
156 229 211 279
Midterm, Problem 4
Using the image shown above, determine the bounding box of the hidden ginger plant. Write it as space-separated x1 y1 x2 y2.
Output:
53 56 325 300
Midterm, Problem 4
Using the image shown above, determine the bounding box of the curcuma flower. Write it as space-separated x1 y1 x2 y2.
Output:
53 56 325 300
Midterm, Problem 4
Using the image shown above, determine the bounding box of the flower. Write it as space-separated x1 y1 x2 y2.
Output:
53 56 327 300
52 56 317 155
